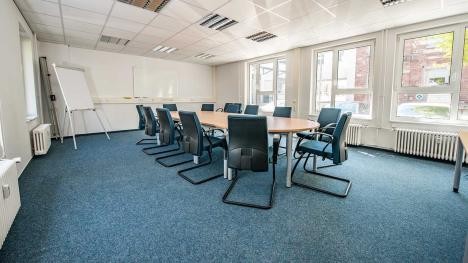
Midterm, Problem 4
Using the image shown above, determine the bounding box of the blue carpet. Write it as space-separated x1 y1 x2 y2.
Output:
0 130 467 262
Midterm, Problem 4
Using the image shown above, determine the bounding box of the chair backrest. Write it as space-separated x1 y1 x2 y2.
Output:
244 105 259 115
273 106 292 118
331 112 352 164
317 108 342 135
179 111 204 156
143 107 158 136
155 108 176 145
163 104 178 111
136 105 145 130
224 103 242 113
227 115 269 172
201 103 214 111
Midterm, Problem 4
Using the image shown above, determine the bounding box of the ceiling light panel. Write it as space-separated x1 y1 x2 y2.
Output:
380 0 411 6
199 14 238 31
153 45 177 53
195 53 215 59
246 31 277 42
117 0 172 12
99 35 131 46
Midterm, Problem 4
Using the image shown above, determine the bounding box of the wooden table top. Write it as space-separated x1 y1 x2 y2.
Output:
170 111 319 133
459 131 468 150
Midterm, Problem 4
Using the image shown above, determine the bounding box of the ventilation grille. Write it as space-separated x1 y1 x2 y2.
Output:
380 0 411 6
153 45 177 53
117 0 171 12
99 35 130 46
195 53 215 59
246 31 277 42
199 14 238 31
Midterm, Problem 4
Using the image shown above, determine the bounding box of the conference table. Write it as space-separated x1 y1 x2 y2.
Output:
170 111 320 187
453 131 468 192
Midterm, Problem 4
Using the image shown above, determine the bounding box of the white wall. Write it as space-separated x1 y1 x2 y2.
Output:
0 0 41 174
215 14 468 150
38 42 216 136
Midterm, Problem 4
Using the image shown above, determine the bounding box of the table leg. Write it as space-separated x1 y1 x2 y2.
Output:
453 137 463 193
193 156 199 164
286 132 293 188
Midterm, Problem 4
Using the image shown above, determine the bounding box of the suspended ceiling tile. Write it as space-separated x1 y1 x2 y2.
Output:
33 23 63 35
140 26 174 39
110 1 158 24
251 0 289 10
180 0 230 11
106 17 146 33
36 32 65 43
102 27 137 40
63 18 103 34
216 0 267 22
96 41 124 52
22 11 62 27
66 29 99 41
150 14 190 32
15 0 60 16
61 0 114 15
133 33 165 44
244 11 289 30
160 0 211 24
61 5 108 25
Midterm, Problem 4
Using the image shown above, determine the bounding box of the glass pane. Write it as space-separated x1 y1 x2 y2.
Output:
401 32 453 88
316 51 333 112
259 62 273 92
397 93 451 119
337 46 371 89
335 94 371 116
458 28 468 120
276 59 286 107
258 94 274 113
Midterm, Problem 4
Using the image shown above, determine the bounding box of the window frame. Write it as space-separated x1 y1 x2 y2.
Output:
391 24 466 124
19 30 39 122
312 39 375 120
248 56 287 113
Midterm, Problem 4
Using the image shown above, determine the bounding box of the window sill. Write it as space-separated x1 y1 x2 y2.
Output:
26 116 38 123
390 118 468 128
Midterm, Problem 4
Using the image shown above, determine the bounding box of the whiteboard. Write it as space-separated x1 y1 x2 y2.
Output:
53 64 95 111
133 67 179 98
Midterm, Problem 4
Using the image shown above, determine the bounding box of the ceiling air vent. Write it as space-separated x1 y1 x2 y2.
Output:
117 0 171 12
246 31 277 43
199 14 238 31
195 53 215 59
380 0 411 6
99 35 130 46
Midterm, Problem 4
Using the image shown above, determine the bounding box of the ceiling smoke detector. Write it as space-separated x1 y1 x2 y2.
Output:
117 0 171 12
246 31 277 42
195 53 215 59
99 35 130 46
380 0 412 7
199 14 238 31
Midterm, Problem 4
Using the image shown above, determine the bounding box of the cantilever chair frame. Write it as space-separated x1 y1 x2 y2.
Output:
136 105 158 145
291 113 352 198
176 113 226 184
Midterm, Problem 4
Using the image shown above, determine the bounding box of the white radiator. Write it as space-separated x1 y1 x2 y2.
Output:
346 124 364 146
394 128 465 162
0 159 21 249
33 124 51 155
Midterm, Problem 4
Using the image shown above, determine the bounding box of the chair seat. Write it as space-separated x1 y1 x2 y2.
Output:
297 140 333 158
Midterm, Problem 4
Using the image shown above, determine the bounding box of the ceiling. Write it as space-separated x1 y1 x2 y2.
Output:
14 0 468 66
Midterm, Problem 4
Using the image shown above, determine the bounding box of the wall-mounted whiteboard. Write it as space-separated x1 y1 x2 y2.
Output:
133 64 214 100
53 64 94 111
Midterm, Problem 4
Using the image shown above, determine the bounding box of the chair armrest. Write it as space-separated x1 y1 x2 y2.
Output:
302 132 333 142
272 136 280 164
318 123 337 133
216 108 223 112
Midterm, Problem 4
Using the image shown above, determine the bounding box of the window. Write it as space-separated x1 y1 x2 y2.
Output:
314 41 374 118
393 25 468 123
249 57 287 113
19 27 38 121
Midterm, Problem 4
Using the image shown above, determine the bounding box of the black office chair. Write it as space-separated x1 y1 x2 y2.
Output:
136 105 158 145
294 108 342 159
244 105 259 115
201 103 214 111
155 110 194 168
142 108 184 156
176 111 226 184
222 115 280 210
273 106 292 155
291 112 352 198
163 103 178 111
273 106 292 118
217 103 242 113
138 107 160 150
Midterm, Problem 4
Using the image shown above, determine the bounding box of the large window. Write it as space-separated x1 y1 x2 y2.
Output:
249 57 286 113
393 25 468 123
314 41 374 118
20 27 38 121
